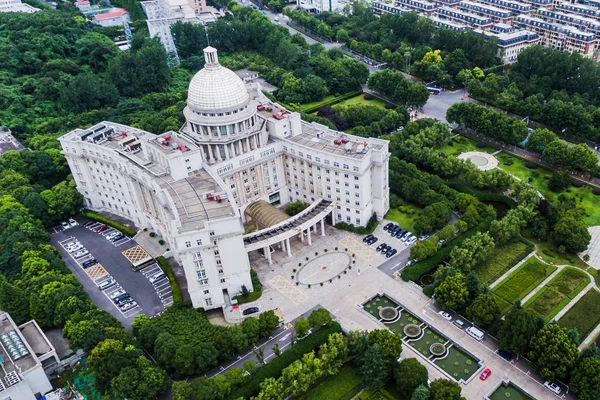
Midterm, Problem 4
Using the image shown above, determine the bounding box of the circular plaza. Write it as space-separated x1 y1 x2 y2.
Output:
296 252 351 285
457 151 498 171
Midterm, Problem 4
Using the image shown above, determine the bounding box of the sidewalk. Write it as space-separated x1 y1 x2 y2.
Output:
489 252 534 289
521 266 563 304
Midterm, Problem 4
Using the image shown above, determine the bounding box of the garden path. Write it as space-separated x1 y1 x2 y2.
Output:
553 282 594 322
489 252 534 289
520 266 563 304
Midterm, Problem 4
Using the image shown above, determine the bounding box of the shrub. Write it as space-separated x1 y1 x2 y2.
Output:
149 232 157 237
593 188 600 196
476 142 487 148
384 103 396 109
525 161 537 169
335 213 378 234
364 93 374 100
82 210 137 236
572 180 584 188
156 256 182 303
158 239 165 245
235 270 263 304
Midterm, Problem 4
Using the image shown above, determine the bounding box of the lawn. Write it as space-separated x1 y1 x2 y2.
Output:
357 388 398 400
492 258 557 314
521 229 587 268
384 201 422 234
475 241 532 285
299 364 363 400
559 289 600 340
333 94 387 110
438 136 496 157
524 267 590 321
495 152 600 226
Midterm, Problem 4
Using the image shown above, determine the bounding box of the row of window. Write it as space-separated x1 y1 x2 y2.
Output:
282 149 361 172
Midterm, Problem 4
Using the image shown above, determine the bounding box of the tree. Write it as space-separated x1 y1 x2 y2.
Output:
285 201 310 216
259 310 280 337
0 276 29 324
395 358 428 398
410 239 437 262
438 225 456 242
368 329 403 363
429 379 464 400
295 318 310 338
411 384 430 400
528 323 579 380
466 294 500 329
111 356 169 400
88 339 144 394
548 171 572 192
358 344 390 388
552 209 591 252
307 308 332 328
571 356 600 400
497 302 538 355
434 273 469 310
241 317 261 344
195 342 219 373
449 232 494 272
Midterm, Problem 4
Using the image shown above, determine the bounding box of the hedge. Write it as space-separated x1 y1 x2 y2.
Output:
156 256 183 303
299 364 363 400
235 269 263 305
82 210 137 236
449 181 517 209
335 213 379 235
300 90 363 114
401 217 493 282
228 322 342 400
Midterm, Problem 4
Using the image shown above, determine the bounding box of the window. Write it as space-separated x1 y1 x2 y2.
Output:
210 231 215 236
185 241 191 248
355 176 359 181
197 269 207 279
356 218 361 224
193 252 202 260
333 162 339 167
214 249 220 255
205 298 212 307
343 164 349 170
203 289 210 294
216 259 222 265
344 174 349 178
220 278 226 283
316 157 321 162
325 160 330 165
194 260 203 268
353 166 359 172
355 184 359 189
218 269 224 274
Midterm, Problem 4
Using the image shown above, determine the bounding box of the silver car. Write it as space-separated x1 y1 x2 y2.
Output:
73 249 89 258
120 301 137 311
67 244 83 253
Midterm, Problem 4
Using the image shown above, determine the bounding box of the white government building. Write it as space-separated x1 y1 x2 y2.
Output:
59 47 390 310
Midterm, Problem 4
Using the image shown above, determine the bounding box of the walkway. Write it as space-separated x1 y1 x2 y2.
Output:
520 266 563 304
489 252 534 289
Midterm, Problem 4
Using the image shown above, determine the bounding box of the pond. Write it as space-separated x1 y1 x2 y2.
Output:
488 382 534 400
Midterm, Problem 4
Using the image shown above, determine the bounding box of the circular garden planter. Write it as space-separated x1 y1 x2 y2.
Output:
379 306 399 322
404 324 422 338
420 274 434 286
430 342 446 357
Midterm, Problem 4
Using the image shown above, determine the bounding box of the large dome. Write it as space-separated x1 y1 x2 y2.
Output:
187 47 250 112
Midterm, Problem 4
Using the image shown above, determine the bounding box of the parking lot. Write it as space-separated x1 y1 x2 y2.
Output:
50 220 172 328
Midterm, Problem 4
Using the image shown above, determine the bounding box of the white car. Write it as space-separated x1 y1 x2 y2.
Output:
419 234 430 241
405 260 415 267
111 289 126 299
438 311 452 321
61 221 69 230
73 249 89 258
120 301 137 311
543 382 561 395
401 234 414 243
67 244 83 253
106 231 120 240
68 218 78 227
407 237 418 245
98 279 116 291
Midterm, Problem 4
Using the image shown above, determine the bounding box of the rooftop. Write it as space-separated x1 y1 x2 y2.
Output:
18 321 53 358
94 8 129 19
0 128 25 156
157 170 236 232
0 313 37 379
235 69 260 80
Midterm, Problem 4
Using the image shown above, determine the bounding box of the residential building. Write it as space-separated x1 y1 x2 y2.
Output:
395 0 438 14
74 0 91 11
0 128 26 157
556 1 600 17
478 0 533 14
430 14 470 29
59 47 390 310
438 6 494 28
373 1 410 15
91 8 130 27
459 0 513 23
476 24 540 62
538 7 600 38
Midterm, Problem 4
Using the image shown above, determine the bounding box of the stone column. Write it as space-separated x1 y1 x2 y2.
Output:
246 137 251 151
265 246 272 265
207 145 215 163
216 145 223 161
286 238 292 257
307 228 312 246
253 134 258 149
321 219 325 236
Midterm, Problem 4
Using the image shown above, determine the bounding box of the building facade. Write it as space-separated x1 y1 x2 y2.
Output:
0 0 39 12
59 47 390 310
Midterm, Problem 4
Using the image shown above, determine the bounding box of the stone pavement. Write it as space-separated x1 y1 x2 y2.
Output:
580 226 600 269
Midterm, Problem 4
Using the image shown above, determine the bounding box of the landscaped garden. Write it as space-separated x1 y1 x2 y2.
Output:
474 241 532 285
492 257 557 314
333 93 387 110
438 136 496 157
299 364 363 400
361 295 480 382
384 201 423 234
356 387 397 400
525 267 590 321
487 381 534 400
521 229 588 269
559 289 600 340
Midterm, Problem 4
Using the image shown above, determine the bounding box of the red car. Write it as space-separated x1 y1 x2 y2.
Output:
96 224 108 233
480 368 491 381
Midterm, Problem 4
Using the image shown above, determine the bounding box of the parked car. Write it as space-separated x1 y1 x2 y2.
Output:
438 311 452 321
64 241 80 251
383 223 393 231
401 234 413 243
376 243 387 252
83 220 94 227
438 239 446 246
386 248 397 258
98 279 116 291
419 234 430 241
543 382 561 395
243 307 260 316
113 293 131 304
149 271 166 284
67 244 83 253
479 368 491 381
453 319 465 329
406 236 418 245
395 229 407 238
82 258 98 268
106 231 120 240
96 224 108 233
73 249 89 258
120 301 137 311
380 244 390 254
68 218 78 227
110 289 127 300
367 236 378 245
110 233 124 242
61 221 69 230
363 234 374 243
405 260 414 267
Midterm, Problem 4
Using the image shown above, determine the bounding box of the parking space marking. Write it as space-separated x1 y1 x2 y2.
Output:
338 235 382 263
86 264 109 281
114 237 132 247
268 275 309 304
122 245 151 264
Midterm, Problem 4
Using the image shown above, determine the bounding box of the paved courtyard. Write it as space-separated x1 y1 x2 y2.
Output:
580 226 600 269
458 151 499 171
248 224 572 400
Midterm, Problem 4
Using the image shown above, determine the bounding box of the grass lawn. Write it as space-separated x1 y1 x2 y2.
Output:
334 94 387 110
299 364 363 400
438 136 496 157
384 201 422 234
492 258 557 314
357 387 397 400
475 241 532 285
559 289 600 340
495 152 600 226
521 229 587 268
296 95 337 112
524 267 590 321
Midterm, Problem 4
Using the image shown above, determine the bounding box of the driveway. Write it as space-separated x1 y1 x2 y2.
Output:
51 222 168 328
